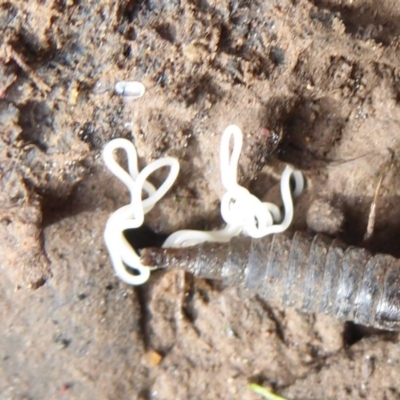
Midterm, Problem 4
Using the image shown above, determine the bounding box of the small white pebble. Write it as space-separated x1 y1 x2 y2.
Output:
115 81 145 99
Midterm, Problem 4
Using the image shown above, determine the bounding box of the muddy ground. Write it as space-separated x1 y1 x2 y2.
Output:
1 0 400 399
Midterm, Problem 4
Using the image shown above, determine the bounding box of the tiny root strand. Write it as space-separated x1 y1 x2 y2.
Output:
248 383 287 400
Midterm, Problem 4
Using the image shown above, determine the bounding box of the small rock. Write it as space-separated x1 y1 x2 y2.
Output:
306 198 345 236
141 350 163 367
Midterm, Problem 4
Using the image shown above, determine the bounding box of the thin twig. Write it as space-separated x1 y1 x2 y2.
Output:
5 45 51 93
363 149 395 243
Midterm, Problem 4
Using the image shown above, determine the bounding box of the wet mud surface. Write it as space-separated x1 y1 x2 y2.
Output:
1 0 400 398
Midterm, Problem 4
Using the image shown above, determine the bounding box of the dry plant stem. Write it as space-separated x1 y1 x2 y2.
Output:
141 231 400 331
5 45 51 93
364 175 383 243
364 150 395 243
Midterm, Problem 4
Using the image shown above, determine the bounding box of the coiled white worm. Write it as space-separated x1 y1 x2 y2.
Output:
103 138 179 285
103 125 304 285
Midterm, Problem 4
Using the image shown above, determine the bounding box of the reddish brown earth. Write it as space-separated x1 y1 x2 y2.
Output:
1 0 400 399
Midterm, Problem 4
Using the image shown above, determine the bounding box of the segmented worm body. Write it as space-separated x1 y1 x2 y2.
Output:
141 231 400 331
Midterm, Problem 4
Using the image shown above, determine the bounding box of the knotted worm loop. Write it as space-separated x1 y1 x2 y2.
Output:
103 125 304 285
163 125 304 247
103 138 179 285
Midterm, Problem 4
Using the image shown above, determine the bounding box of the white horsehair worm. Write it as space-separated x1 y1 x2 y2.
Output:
103 125 304 285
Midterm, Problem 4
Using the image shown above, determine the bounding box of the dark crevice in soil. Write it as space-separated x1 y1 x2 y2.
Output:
153 23 176 43
40 186 85 228
310 1 400 46
38 161 102 228
124 225 169 253
341 194 400 259
181 273 198 323
10 31 63 71
343 321 399 347
280 96 347 170
136 285 151 351
117 0 146 24
18 101 54 152
256 296 286 344
138 388 152 400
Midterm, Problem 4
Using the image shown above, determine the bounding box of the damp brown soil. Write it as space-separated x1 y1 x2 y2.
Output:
1 1 400 399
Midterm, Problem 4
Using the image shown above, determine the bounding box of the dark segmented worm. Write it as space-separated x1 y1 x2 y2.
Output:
141 231 400 331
